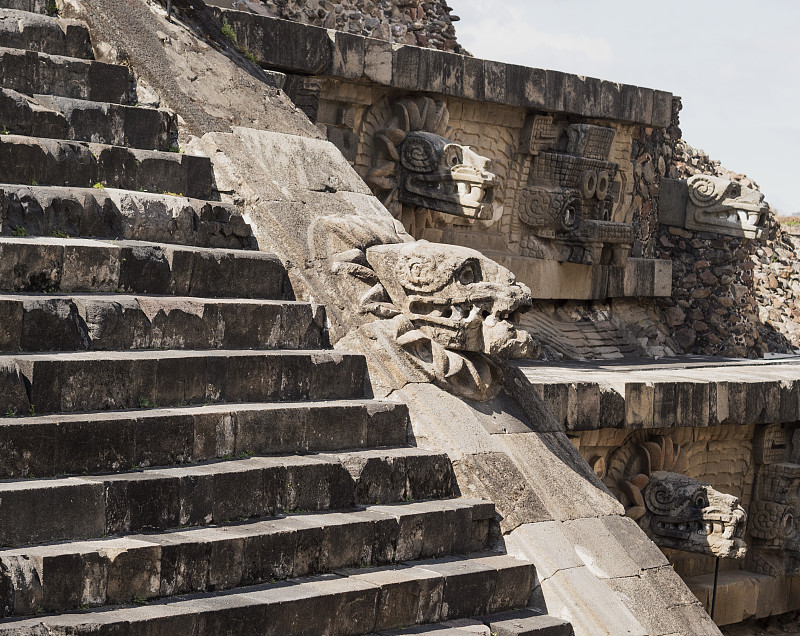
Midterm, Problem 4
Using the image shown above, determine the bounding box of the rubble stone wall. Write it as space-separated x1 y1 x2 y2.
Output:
655 137 800 357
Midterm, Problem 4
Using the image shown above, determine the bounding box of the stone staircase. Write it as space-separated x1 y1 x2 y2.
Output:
0 2 573 634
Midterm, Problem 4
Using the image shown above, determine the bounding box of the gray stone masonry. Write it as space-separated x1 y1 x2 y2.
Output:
212 6 672 128
0 1 545 633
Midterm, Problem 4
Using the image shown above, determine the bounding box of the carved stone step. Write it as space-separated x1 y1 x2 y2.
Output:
0 0 51 13
0 90 175 150
0 135 212 198
0 238 285 297
0 348 367 415
0 448 452 545
483 610 574 636
0 184 256 249
373 610 573 635
0 499 493 616
0 46 134 104
0 554 533 635
0 400 409 478
0 8 92 59
0 294 325 352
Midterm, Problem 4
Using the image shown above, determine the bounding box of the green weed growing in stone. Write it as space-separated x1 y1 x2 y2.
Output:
11 226 27 237
221 19 237 43
131 594 149 606
4 408 17 418
28 405 35 416
137 396 157 409
0 126 9 135
28 179 38 186
50 230 69 239
45 0 58 16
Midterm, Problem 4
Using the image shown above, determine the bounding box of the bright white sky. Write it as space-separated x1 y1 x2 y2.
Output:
453 0 800 214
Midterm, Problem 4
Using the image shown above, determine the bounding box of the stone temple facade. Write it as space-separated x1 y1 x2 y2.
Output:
0 0 798 635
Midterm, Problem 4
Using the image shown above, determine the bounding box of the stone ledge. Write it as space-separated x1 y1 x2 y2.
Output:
513 355 800 431
686 570 800 626
209 6 673 128
487 253 673 300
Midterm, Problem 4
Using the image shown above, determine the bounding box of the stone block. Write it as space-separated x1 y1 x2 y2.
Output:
625 382 654 428
462 55 485 101
364 37 392 85
598 80 623 120
61 240 120 291
505 64 546 109
605 574 693 635
470 554 535 614
352 566 443 631
659 178 689 228
601 516 669 570
393 45 464 97
0 48 133 104
652 90 673 128
329 30 364 79
103 471 182 533
418 557 497 619
452 452 552 533
538 566 646 635
484 60 507 103
0 478 104 546
505 521 582 581
544 70 566 113
216 8 332 74
486 610 574 636
562 516 642 579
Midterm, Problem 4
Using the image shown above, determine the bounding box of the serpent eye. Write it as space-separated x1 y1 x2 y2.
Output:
457 262 479 285
694 493 709 508
443 145 463 167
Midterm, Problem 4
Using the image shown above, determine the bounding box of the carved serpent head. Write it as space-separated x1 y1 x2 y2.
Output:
611 436 747 559
686 174 769 238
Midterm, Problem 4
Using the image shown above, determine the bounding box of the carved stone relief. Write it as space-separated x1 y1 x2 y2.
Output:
748 423 800 576
365 95 498 236
660 174 769 239
309 214 537 401
515 115 633 266
601 435 748 559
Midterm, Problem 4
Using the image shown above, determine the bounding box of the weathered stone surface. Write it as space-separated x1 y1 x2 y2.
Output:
535 566 647 636
1 294 322 352
1 349 365 414
486 610 574 636
0 182 256 248
0 396 408 478
1 556 533 633
0 8 92 59
212 10 669 126
0 92 177 150
0 237 285 297
0 499 492 615
0 449 454 545
0 46 134 104
216 7 332 74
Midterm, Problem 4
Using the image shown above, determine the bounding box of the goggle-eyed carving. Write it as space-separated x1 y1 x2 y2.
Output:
517 118 632 266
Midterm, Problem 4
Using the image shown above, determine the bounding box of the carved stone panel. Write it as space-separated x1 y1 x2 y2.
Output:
516 115 632 266
601 434 748 559
365 95 498 236
748 423 800 576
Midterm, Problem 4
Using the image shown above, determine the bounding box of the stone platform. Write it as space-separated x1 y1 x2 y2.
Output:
514 355 800 431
